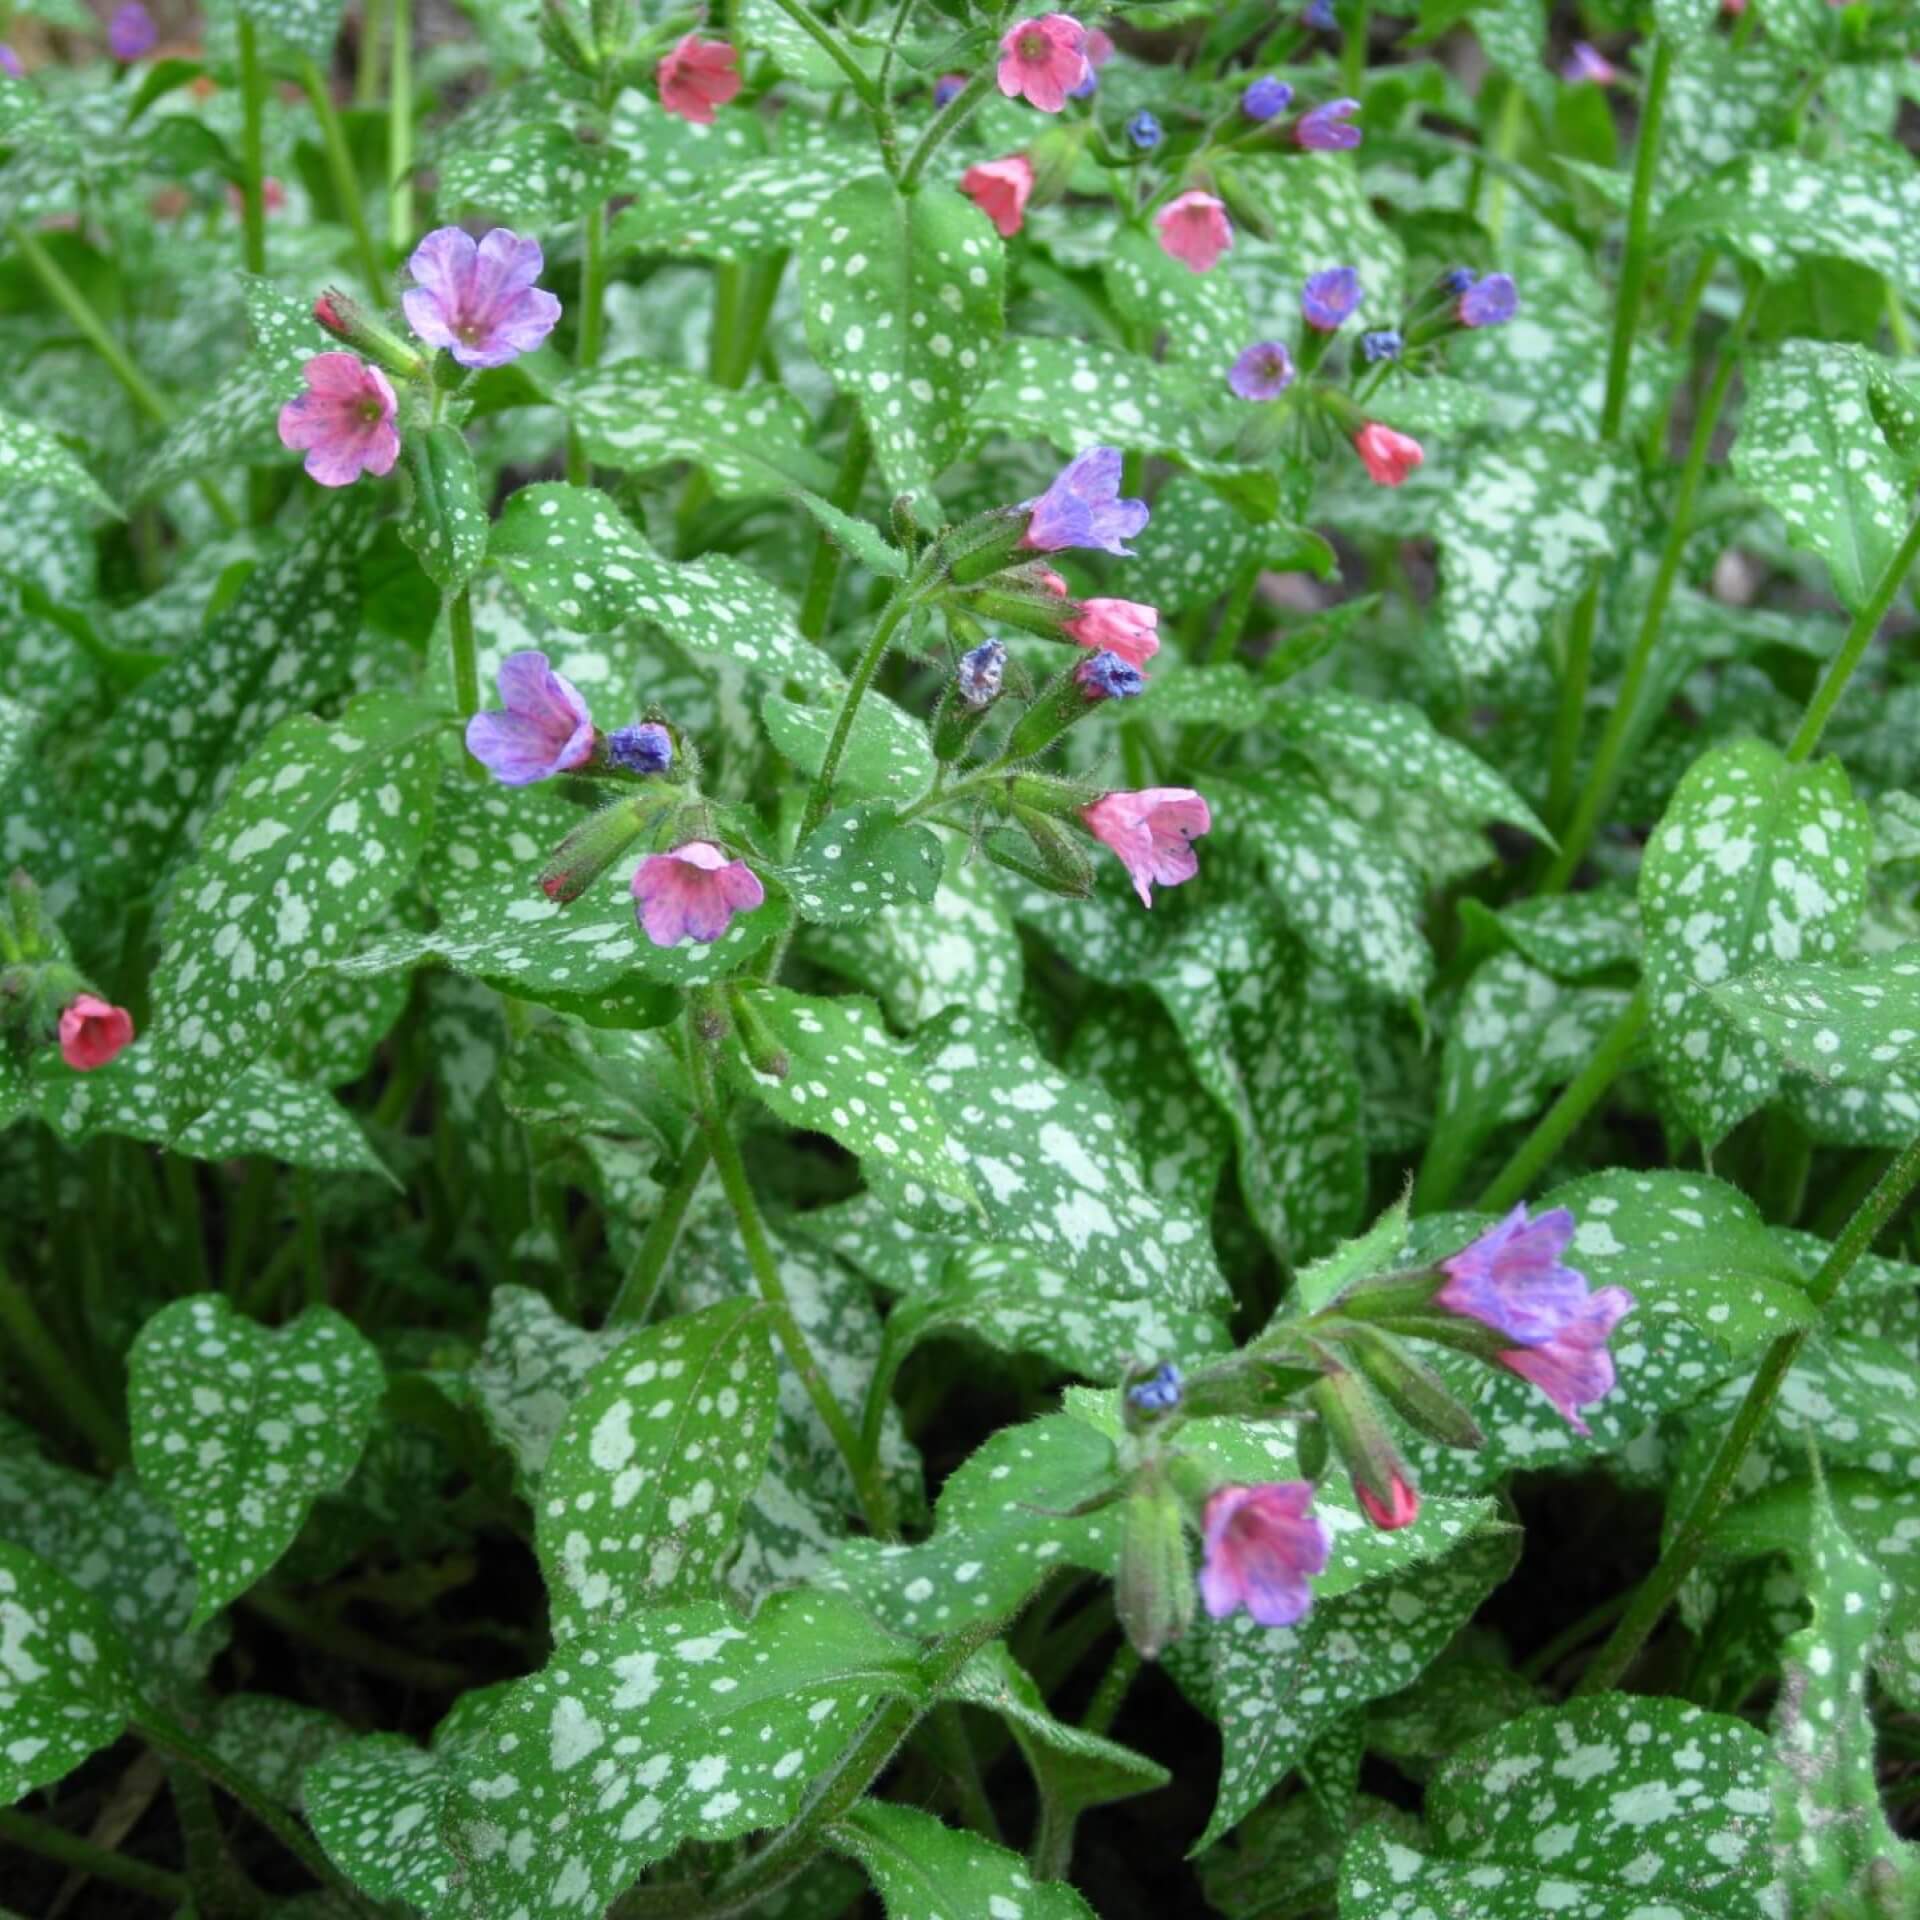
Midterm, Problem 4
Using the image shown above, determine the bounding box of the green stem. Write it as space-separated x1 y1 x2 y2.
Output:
1542 277 1759 892
355 0 385 105
237 17 268 277
0 1806 188 1904
1473 990 1648 1214
566 198 608 487
388 0 413 251
1030 1639 1139 1880
299 57 386 296
926 1699 1002 1841
1517 1588 1632 1683
900 66 995 192
759 0 877 107
449 585 480 735
799 414 872 640
604 1136 711 1325
0 1252 125 1463
1205 555 1264 667
1543 590 1599 832
1785 503 1920 764
800 586 919 835
1575 1130 1920 1697
1342 0 1369 94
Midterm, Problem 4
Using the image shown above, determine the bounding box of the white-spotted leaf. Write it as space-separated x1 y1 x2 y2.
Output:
832 1801 1099 1920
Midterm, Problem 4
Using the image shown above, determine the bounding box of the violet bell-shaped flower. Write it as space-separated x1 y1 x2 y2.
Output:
403 226 562 370
465 650 596 785
1018 446 1150 556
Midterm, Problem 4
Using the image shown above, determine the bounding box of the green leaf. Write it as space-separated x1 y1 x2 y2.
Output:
1201 1791 1417 1920
436 118 628 224
1290 1190 1412 1318
1340 1695 1776 1919
762 688 936 804
0 404 116 513
1651 0 1717 47
789 488 909 579
832 1801 1098 1920
611 152 879 262
208 1693 349 1809
1712 945 1920 1085
1640 737 1872 1144
1122 475 1261 614
1474 889 1642 980
1103 223 1252 370
785 805 943 925
237 0 349 60
536 1300 780 1636
399 426 489 593
128 1294 385 1623
274 966 411 1089
799 176 1005 500
499 1021 688 1148
971 335 1200 465
151 693 442 1121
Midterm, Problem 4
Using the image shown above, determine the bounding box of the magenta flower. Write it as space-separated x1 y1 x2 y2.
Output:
1302 266 1361 332
1157 190 1233 273
58 994 134 1072
632 842 765 947
1357 1471 1420 1532
961 155 1034 238
107 1 155 60
1498 1287 1636 1436
996 14 1090 113
1019 446 1149 556
1458 272 1518 329
1295 97 1360 150
1353 421 1422 487
0 44 23 78
1228 340 1295 401
1436 1204 1589 1346
402 227 561 370
277 353 400 488
1198 1483 1331 1629
1561 41 1616 84
465 651 595 786
1081 788 1211 907
657 34 743 125
1064 597 1159 668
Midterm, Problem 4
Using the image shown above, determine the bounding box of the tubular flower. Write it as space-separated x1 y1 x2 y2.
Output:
58 995 134 1071
1081 788 1211 907
1353 422 1423 486
961 155 1035 238
1064 598 1159 668
465 651 596 785
1157 191 1233 273
657 34 743 124
1198 1483 1332 1628
996 14 1090 113
632 842 765 947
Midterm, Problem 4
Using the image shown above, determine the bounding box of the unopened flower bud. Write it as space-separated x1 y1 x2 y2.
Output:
608 721 674 776
310 287 427 382
1115 1459 1194 1660
1313 1368 1419 1532
536 797 657 905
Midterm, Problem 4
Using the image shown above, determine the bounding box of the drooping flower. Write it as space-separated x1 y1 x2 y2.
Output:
1356 1471 1420 1532
1227 339 1296 400
1077 650 1145 700
1156 190 1233 273
657 33 743 124
1127 109 1162 150
276 353 400 488
996 14 1090 113
1435 1204 1590 1347
465 651 595 785
0 44 23 78
1360 328 1403 363
402 227 562 370
1242 75 1293 121
57 994 134 1072
1082 787 1211 907
1065 597 1159 668
956 640 1007 708
1561 40 1617 84
107 1 156 60
632 842 765 947
1458 271 1518 329
1353 421 1423 487
1498 1287 1636 1436
1020 446 1149 556
608 722 673 775
961 154 1034 238
1302 265 1361 331
1198 1483 1331 1629
933 72 967 107
1295 96 1360 150
1128 1362 1182 1414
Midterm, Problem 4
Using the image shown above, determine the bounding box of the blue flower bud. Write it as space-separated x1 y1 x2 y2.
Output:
1127 1362 1183 1414
1304 0 1335 26
956 640 1007 709
608 722 673 774
1441 265 1475 295
1242 75 1293 121
1360 328 1403 363
1076 650 1145 701
1127 109 1162 150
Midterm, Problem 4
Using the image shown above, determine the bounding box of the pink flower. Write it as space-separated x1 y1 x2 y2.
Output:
1064 598 1158 669
0 44 23 78
1353 422 1422 487
227 178 287 216
961 154 1034 238
1156 191 1233 274
632 842 765 947
1436 1204 1589 1347
1034 566 1070 596
1085 25 1115 65
276 353 400 488
58 995 134 1071
465 650 595 785
657 33 743 124
1498 1287 1636 1436
107 1 155 60
1198 1483 1331 1629
403 226 561 370
1081 788 1211 908
996 14 1090 113
1356 1472 1420 1531
1560 41 1616 84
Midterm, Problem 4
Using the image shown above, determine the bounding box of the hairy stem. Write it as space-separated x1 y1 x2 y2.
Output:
604 1137 712 1326
900 67 995 192
799 585 919 835
799 414 872 640
237 18 268 278
566 198 608 487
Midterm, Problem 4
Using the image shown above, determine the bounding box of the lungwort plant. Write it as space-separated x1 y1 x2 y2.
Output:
6 0 1920 1913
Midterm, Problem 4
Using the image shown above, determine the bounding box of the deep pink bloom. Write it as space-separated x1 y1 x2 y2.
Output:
0 44 23 78
1082 788 1211 908
1295 97 1360 150
1034 566 1070 597
107 1 155 60
632 842 765 947
1157 191 1232 273
403 227 561 370
1085 25 1115 65
1198 1483 1331 1629
657 34 743 124
1353 422 1422 487
1499 1287 1636 1436
996 14 1090 113
1357 1472 1420 1532
1020 446 1148 556
1228 340 1295 401
465 651 595 785
57 995 134 1071
277 353 399 488
961 155 1034 238
1436 1204 1589 1346
1064 598 1158 668
1561 41 1616 84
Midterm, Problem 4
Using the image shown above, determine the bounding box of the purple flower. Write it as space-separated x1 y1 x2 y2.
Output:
1458 272 1518 328
1435 1204 1589 1346
608 722 673 775
1227 340 1296 401
1440 264 1476 295
403 226 562 370
1019 446 1149 556
957 640 1006 709
1500 1287 1637 1437
1360 328 1402 363
632 842 765 947
0 44 23 78
1198 1483 1331 1628
1302 265 1361 332
1303 0 1335 26
1077 650 1145 700
933 72 967 107
465 651 596 785
1294 97 1360 150
1561 41 1617 85
1069 63 1098 98
107 1 156 60
1127 109 1162 150
1127 1362 1182 1413
276 353 400 489
1242 76 1293 121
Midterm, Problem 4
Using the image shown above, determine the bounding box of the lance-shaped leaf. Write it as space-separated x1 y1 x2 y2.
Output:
832 1801 1099 1920
0 404 116 513
400 425 489 592
128 1294 385 1622
1713 946 1920 1086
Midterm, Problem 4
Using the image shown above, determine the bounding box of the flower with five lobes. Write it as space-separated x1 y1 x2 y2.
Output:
1458 271 1519 329
1561 41 1617 84
58 994 134 1071
277 354 400 489
403 227 562 370
1295 97 1360 149
108 1 156 60
1227 340 1296 401
1065 598 1159 668
465 651 596 786
1081 788 1211 907
961 155 1034 238
657 34 743 124
1199 1483 1332 1628
632 843 765 947
1157 191 1233 273
1019 446 1150 556
1353 421 1423 487
1302 265 1361 331
997 14 1091 113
